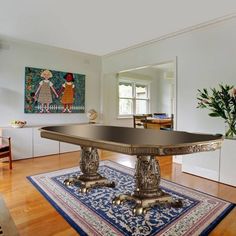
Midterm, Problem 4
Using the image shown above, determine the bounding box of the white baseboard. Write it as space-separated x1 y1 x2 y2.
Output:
182 164 219 181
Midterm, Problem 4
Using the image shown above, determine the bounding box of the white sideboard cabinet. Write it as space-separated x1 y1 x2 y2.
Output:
219 139 236 186
182 138 236 187
2 127 33 160
59 142 81 153
33 127 59 157
1 125 81 160
182 150 220 181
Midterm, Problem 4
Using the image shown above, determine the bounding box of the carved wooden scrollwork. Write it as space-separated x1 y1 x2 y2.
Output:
80 147 99 176
134 155 162 198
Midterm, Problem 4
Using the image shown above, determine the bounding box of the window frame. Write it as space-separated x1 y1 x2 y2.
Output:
117 77 151 118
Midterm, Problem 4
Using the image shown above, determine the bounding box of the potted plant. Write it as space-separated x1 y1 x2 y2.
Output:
197 84 236 138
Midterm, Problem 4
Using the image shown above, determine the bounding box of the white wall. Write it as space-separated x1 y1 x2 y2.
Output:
102 18 236 134
158 71 175 116
0 37 102 126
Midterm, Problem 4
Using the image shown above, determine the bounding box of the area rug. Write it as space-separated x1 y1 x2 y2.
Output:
27 161 235 236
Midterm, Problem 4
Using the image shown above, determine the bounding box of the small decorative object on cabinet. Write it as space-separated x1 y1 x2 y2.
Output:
10 120 26 128
87 109 98 123
197 84 236 138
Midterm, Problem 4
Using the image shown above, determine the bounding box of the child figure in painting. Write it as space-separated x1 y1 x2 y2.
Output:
59 73 75 113
34 69 58 113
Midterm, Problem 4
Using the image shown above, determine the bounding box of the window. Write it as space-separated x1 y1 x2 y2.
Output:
118 79 150 116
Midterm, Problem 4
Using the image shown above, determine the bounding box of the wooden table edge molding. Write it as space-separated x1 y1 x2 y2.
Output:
0 195 19 236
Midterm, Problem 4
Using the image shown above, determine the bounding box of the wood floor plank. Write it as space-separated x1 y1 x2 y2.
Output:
0 151 235 235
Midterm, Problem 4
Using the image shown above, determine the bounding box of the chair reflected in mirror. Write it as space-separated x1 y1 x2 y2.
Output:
0 136 12 169
160 114 174 130
153 113 168 119
146 113 174 130
133 114 152 128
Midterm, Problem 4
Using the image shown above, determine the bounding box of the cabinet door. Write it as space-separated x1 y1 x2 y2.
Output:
33 127 59 157
182 150 220 181
2 128 33 160
220 139 236 187
59 142 80 154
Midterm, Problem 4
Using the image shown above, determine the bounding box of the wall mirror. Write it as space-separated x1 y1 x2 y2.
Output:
117 60 176 126
101 59 177 129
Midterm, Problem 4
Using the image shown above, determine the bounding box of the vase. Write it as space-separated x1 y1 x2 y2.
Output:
225 121 236 139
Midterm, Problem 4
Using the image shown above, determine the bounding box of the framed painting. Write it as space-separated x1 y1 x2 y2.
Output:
24 67 85 113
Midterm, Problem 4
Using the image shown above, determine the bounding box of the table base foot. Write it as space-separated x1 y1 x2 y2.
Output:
113 191 182 215
64 174 115 193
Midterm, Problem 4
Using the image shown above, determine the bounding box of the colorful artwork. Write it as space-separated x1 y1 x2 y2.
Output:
24 67 85 113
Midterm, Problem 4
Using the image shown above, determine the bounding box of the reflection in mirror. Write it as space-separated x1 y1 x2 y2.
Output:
101 60 176 129
117 61 176 126
118 80 149 115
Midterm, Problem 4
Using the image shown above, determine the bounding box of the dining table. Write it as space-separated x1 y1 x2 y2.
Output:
40 124 223 215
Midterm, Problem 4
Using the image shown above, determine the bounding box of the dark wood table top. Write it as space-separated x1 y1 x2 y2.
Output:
40 124 223 156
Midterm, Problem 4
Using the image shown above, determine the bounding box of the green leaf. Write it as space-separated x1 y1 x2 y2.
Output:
208 112 220 117
203 88 208 95
200 93 208 99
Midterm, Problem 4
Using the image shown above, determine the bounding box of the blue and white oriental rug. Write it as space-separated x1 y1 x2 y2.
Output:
27 161 234 236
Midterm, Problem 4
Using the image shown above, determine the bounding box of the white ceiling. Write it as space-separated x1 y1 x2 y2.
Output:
0 0 236 56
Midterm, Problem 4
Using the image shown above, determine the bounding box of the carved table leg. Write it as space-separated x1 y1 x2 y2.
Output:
113 155 182 215
64 147 115 193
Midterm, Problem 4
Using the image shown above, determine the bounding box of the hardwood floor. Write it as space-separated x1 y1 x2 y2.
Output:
0 151 236 236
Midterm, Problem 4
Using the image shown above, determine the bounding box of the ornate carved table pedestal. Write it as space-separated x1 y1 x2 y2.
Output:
64 146 115 193
113 155 182 215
